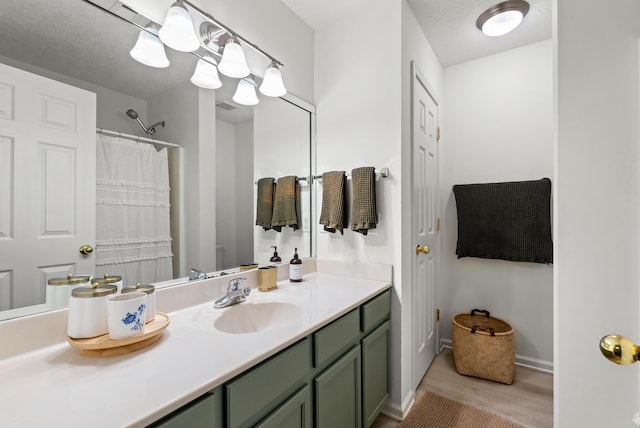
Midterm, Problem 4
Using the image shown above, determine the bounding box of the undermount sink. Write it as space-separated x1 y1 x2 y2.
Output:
214 301 304 334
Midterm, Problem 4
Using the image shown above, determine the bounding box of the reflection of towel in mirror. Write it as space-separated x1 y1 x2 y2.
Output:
350 167 377 235
319 171 347 235
255 177 275 231
271 176 301 232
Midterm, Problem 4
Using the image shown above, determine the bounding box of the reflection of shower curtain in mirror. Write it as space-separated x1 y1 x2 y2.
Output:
95 134 173 284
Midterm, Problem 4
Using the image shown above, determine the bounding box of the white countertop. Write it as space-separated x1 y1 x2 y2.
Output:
0 265 391 427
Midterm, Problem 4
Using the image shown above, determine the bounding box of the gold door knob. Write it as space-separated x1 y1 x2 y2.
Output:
79 244 94 255
416 245 430 255
600 334 639 365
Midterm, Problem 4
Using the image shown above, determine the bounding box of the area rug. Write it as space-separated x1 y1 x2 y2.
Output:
399 391 525 428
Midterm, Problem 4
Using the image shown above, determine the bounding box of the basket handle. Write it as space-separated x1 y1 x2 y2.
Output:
470 309 491 318
471 325 496 336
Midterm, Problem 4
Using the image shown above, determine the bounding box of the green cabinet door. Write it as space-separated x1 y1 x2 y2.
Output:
362 320 390 427
314 345 362 428
150 389 221 428
255 385 312 428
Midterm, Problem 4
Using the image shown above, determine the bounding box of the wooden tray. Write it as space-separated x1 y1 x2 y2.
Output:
67 312 170 357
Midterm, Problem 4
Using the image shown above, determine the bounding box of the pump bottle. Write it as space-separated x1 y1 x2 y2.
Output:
270 246 282 265
289 248 303 282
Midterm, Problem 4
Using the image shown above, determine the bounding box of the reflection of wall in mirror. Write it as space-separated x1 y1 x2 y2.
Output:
254 97 312 265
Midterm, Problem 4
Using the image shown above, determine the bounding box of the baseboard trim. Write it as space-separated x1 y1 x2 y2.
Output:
380 390 415 422
439 339 554 373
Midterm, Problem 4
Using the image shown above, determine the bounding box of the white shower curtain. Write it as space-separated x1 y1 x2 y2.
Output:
95 134 173 285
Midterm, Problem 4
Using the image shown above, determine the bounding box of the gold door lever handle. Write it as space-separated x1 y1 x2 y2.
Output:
79 244 94 255
600 334 639 365
416 245 430 255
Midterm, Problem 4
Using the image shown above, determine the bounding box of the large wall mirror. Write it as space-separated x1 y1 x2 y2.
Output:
0 0 314 320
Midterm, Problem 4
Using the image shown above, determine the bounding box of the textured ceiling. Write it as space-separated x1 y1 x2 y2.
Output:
282 0 552 67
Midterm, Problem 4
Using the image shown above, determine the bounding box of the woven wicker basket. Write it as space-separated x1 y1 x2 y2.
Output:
452 309 515 384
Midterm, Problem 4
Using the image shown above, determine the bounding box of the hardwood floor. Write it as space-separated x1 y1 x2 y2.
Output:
372 348 553 428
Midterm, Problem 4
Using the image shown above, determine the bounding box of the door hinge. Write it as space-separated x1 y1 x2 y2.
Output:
436 127 441 141
436 218 441 232
436 309 440 322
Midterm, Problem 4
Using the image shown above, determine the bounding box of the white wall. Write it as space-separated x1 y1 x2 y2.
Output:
235 121 255 266
216 120 239 268
441 40 554 369
555 0 640 426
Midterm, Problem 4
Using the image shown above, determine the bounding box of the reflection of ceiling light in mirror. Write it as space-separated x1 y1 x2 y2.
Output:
190 55 222 89
259 62 287 97
232 78 259 106
476 0 530 37
130 25 170 68
158 1 200 52
218 36 250 78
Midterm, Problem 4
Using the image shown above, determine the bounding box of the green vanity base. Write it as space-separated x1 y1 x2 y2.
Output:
148 289 391 428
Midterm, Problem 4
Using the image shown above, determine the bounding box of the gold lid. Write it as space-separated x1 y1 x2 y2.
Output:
121 282 155 295
47 273 92 286
71 282 118 298
93 274 122 285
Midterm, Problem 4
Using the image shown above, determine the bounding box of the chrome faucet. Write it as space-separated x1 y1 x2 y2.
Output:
214 278 251 308
189 268 208 281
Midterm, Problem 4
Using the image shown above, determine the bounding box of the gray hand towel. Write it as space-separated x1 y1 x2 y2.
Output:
350 167 377 235
255 177 275 231
271 176 301 232
319 171 346 235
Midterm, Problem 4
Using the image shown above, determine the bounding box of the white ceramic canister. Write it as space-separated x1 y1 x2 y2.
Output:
93 274 123 293
121 283 156 323
47 274 92 310
67 282 117 339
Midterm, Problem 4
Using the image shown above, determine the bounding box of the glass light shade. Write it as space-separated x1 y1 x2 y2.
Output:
232 78 259 106
480 10 524 36
190 56 222 89
259 62 286 97
158 1 200 52
218 38 250 78
129 26 169 68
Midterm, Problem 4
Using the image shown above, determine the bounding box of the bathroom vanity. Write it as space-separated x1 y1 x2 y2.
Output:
0 259 392 427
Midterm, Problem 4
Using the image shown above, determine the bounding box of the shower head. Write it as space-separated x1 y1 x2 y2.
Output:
125 108 152 137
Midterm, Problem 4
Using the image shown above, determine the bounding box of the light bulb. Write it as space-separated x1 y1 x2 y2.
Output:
158 1 200 52
130 25 170 68
259 62 286 97
218 36 250 78
232 78 259 106
190 56 222 89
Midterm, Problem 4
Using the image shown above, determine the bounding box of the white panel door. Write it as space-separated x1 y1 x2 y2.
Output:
0 62 96 310
411 64 439 388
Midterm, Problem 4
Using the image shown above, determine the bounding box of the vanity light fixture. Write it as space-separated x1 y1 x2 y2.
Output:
158 0 200 52
129 24 170 68
190 55 222 89
476 0 530 37
232 77 259 106
218 35 251 78
259 61 287 97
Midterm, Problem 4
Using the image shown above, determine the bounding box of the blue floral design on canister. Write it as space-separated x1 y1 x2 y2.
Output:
121 312 137 325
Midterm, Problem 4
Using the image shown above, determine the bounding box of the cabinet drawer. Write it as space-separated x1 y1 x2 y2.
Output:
361 289 391 333
226 338 311 428
313 308 359 368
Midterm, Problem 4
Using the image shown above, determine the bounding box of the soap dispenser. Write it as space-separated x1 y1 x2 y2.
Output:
289 248 303 282
270 246 282 265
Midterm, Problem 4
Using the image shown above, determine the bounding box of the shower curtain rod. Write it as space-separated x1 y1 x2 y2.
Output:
96 128 181 148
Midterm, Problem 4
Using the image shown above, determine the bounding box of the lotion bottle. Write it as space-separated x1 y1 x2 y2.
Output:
270 246 282 265
289 248 303 282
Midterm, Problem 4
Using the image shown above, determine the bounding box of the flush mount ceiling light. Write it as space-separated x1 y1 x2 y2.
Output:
259 61 287 97
158 0 200 52
476 0 530 37
130 24 170 68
